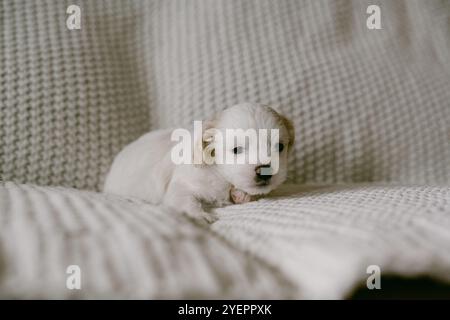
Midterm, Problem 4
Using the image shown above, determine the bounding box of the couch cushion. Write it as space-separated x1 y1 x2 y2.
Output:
1 0 449 190
1 182 450 298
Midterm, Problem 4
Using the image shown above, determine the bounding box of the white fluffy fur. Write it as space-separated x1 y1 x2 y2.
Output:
104 103 295 223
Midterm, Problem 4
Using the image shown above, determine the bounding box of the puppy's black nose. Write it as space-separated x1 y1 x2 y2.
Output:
255 164 272 181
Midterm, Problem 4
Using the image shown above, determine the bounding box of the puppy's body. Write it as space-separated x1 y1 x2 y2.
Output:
104 103 294 223
104 129 232 221
104 129 174 203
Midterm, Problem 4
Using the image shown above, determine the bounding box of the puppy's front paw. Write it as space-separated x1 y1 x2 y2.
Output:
201 211 218 224
186 210 218 225
230 187 254 204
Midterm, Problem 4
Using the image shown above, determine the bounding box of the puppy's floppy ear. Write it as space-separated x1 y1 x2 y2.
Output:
266 106 296 152
279 115 295 152
193 119 216 166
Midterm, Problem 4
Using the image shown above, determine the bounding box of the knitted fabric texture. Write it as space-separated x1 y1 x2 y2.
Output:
213 184 450 298
0 181 294 299
1 182 450 298
1 0 449 190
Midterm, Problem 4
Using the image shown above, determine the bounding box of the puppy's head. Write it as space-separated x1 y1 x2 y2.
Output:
197 103 295 196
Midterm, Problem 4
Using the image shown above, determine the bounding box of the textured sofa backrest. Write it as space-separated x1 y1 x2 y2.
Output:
1 0 449 190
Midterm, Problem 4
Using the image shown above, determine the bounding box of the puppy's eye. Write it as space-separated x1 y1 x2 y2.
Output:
233 146 243 154
276 143 285 153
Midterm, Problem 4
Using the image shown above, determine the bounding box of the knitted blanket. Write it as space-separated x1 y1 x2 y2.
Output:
1 182 450 299
1 0 449 190
1 0 450 299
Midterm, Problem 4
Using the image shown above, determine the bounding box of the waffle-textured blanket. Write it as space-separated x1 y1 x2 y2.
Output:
1 182 450 298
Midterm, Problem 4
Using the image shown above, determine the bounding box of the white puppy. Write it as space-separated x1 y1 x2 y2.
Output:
104 103 295 223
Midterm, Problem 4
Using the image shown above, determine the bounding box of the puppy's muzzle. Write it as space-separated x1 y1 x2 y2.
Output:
255 164 272 183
